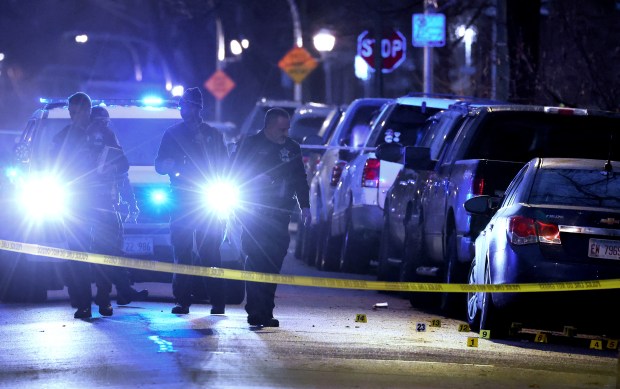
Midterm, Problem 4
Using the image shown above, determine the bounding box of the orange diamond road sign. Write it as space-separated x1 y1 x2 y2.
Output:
204 70 235 101
278 46 318 84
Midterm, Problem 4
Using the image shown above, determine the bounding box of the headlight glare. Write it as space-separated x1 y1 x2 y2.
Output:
202 180 239 219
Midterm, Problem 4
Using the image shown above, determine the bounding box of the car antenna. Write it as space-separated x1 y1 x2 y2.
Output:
604 133 613 174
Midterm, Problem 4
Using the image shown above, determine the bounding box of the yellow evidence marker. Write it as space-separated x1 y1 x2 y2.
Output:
458 323 471 332
480 330 491 339
430 319 442 327
467 337 479 347
355 314 367 323
606 339 618 350
534 332 548 343
589 339 603 350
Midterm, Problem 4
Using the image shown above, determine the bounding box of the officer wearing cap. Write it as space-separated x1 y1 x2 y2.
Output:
155 87 229 315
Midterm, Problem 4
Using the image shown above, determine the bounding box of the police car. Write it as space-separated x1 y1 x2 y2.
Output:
0 97 243 302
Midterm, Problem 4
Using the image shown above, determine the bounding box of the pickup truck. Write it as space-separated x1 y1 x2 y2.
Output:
386 104 620 314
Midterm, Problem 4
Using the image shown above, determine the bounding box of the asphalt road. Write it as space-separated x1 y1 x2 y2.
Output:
0 236 619 388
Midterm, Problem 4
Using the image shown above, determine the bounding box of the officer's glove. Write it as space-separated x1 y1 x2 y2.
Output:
300 207 311 227
125 204 140 223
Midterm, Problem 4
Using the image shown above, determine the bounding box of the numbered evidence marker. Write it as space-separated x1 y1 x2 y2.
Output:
590 339 603 350
534 332 548 343
416 322 427 332
430 319 442 328
480 330 491 339
467 337 479 347
355 314 367 323
457 323 471 332
606 339 618 350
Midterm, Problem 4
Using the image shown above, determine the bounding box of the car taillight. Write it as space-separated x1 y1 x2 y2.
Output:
362 158 380 188
508 216 561 245
473 176 485 195
330 161 346 187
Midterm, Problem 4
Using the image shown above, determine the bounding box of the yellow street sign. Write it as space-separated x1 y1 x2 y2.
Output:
278 46 318 84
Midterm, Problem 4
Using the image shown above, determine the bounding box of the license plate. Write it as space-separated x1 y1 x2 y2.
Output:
123 237 154 255
589 238 620 260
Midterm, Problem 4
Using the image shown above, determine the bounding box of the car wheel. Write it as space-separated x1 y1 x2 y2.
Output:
301 223 317 266
401 216 437 308
440 226 467 317
480 259 510 339
339 213 369 274
316 218 341 271
466 259 481 331
376 213 398 281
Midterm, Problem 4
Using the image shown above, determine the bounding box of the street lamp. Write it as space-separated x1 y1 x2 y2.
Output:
313 29 336 104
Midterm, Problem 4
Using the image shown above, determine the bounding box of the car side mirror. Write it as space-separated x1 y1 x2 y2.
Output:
464 195 501 216
375 142 402 163
302 134 323 146
14 142 30 163
403 146 434 170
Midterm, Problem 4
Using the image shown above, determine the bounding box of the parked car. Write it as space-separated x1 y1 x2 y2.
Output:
289 102 341 259
375 102 505 282
390 104 620 315
327 95 465 274
0 98 244 303
464 157 620 338
303 98 390 268
237 98 301 140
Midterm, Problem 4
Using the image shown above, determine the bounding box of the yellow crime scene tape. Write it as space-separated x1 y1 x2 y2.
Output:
1 239 620 293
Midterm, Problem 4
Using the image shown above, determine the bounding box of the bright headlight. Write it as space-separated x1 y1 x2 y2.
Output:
17 175 68 220
202 180 240 219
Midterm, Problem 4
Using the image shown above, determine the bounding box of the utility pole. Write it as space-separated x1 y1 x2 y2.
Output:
423 0 436 94
493 0 509 100
286 0 303 103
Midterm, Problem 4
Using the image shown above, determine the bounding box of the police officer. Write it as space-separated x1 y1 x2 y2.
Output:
154 87 228 315
231 107 311 327
51 92 97 318
88 106 148 307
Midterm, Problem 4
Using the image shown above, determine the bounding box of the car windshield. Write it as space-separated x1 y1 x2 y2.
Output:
289 116 329 144
31 117 179 167
330 104 382 148
369 104 443 147
529 168 620 208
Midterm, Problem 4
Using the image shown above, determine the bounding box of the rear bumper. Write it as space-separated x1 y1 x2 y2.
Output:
123 222 172 262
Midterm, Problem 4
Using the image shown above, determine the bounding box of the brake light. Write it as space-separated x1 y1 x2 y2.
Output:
330 161 346 187
362 158 380 188
508 216 561 245
536 220 561 244
473 177 485 195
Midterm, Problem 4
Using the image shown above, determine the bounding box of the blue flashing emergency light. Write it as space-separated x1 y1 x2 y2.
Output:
150 189 169 205
142 96 164 106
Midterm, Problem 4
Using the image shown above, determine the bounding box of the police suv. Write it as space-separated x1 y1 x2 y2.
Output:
0 98 243 302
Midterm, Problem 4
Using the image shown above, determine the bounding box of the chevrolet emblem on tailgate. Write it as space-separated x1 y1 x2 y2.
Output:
600 218 620 225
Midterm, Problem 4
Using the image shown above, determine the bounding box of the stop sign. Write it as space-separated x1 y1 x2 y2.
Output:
357 29 407 73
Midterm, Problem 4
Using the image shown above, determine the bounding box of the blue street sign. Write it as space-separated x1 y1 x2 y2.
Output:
412 13 446 47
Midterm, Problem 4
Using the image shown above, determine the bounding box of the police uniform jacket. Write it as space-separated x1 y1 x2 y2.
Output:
51 121 129 206
231 130 310 214
154 121 229 197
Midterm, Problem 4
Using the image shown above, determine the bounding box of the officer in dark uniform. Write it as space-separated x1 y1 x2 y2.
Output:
231 107 311 327
50 92 94 318
155 87 229 315
87 106 148 307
